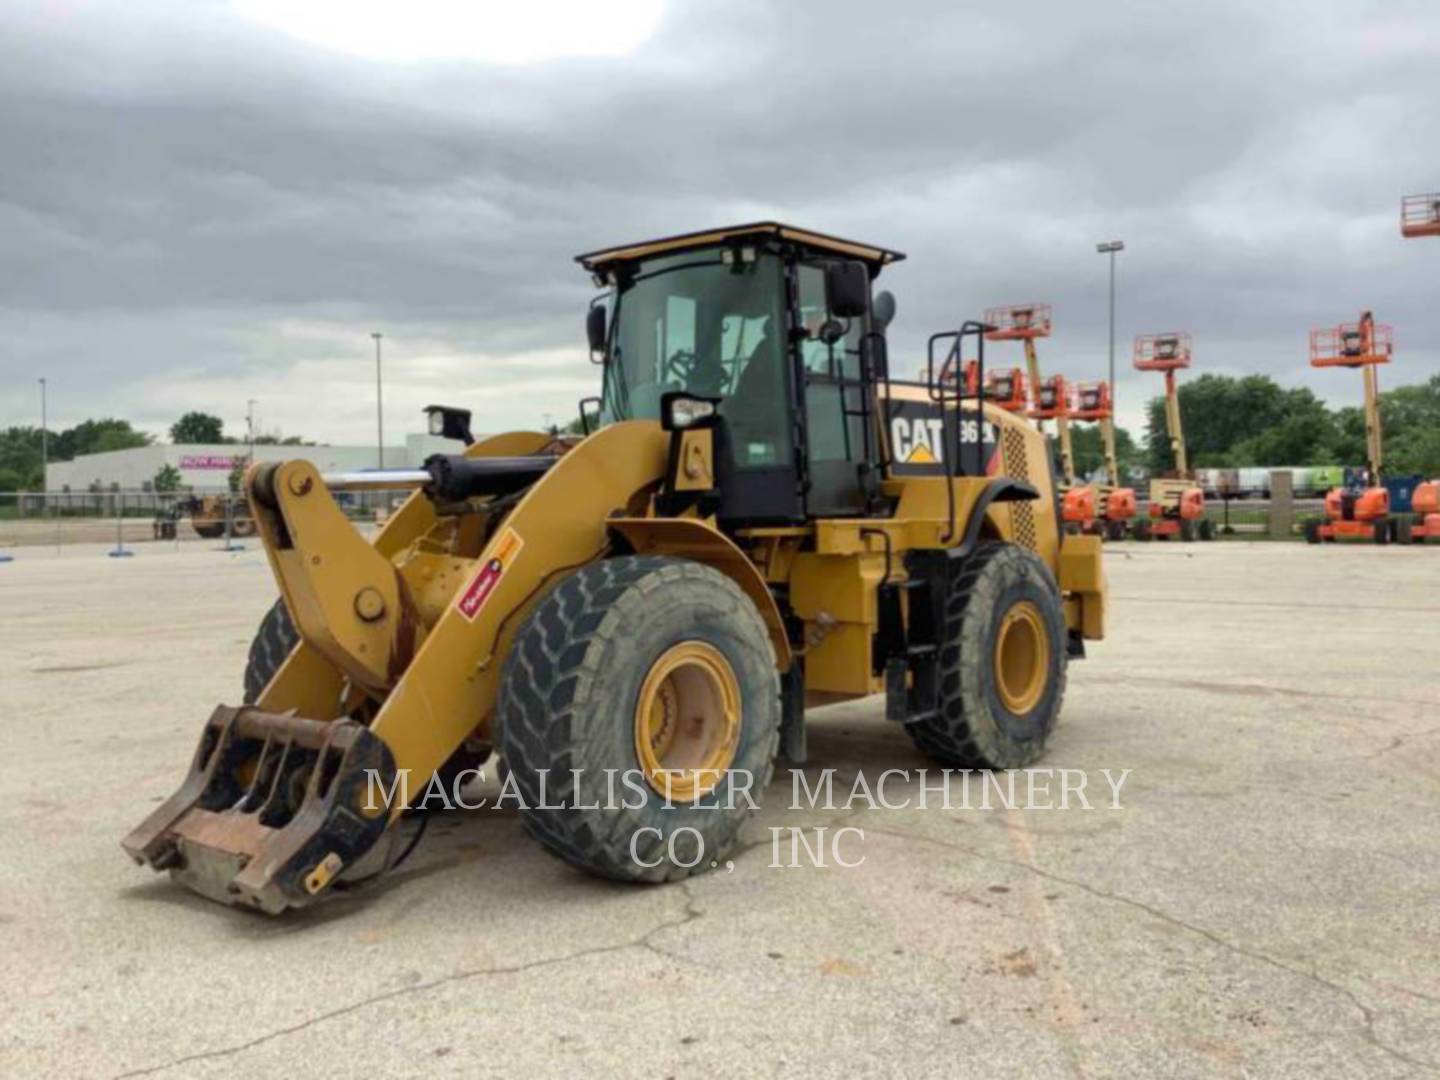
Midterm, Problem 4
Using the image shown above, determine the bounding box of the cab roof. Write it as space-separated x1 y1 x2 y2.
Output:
575 222 906 274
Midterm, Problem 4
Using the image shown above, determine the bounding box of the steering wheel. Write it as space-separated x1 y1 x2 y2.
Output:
662 349 697 385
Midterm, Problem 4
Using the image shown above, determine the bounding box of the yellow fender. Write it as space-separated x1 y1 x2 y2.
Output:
606 516 792 671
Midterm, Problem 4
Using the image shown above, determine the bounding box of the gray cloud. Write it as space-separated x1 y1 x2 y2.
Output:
1 0 1437 443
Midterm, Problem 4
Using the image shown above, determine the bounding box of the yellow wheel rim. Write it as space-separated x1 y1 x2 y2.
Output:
993 600 1049 715
634 641 741 802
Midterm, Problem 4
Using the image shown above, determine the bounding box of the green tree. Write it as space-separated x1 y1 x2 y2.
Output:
1331 375 1440 474
1225 388 1339 466
170 412 226 444
1144 374 1295 471
1070 424 1138 482
56 418 151 457
228 455 250 494
152 464 182 492
0 427 44 489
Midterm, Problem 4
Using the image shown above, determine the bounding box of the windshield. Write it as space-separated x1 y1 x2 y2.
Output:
602 252 791 468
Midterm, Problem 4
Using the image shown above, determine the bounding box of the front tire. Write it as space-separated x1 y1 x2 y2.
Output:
242 599 488 792
243 599 300 704
906 543 1068 771
497 556 781 883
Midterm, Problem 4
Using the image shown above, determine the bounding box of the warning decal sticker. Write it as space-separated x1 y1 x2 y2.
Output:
456 527 525 622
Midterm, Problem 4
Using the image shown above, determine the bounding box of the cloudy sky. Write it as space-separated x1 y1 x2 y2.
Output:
2 0 1438 446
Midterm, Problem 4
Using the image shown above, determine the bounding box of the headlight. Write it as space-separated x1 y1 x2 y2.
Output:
661 392 721 432
422 404 475 445
670 398 716 429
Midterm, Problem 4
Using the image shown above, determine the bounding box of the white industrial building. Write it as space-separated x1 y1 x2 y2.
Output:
45 432 467 492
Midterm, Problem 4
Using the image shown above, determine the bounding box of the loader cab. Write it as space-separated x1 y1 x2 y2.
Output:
578 223 905 525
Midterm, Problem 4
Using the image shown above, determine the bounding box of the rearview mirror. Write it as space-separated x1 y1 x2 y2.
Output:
825 260 869 319
586 305 608 358
872 290 897 331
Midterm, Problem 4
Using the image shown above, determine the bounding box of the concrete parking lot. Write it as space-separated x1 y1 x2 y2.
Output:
2 539 1438 1078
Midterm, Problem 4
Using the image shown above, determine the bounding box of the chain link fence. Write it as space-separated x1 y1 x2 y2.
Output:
1196 494 1327 539
0 489 411 555
0 484 1350 555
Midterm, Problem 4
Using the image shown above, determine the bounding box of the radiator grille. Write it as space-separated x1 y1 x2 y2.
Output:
1001 427 1038 550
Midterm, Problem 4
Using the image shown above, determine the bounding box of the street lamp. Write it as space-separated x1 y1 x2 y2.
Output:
246 399 258 461
38 378 47 492
372 332 384 470
1096 240 1125 413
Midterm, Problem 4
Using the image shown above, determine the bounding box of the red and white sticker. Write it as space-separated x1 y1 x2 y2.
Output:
456 527 524 622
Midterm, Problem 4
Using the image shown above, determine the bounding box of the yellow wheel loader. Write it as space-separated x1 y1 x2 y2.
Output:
123 223 1106 912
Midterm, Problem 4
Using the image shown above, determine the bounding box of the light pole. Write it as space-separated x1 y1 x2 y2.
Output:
1096 240 1125 413
38 377 48 491
372 332 384 469
246 399 257 461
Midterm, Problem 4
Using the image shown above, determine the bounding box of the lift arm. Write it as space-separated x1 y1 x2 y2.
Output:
1163 369 1188 478
1100 415 1119 486
1360 312 1384 481
1024 339 1075 485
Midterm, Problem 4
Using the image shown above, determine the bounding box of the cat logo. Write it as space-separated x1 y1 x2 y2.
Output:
891 416 946 464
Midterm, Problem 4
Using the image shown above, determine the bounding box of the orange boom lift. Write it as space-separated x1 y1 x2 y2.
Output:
984 306 1088 533
1068 380 1137 539
1133 333 1211 541
1401 193 1440 542
984 304 1072 473
983 366 1029 413
1401 192 1440 239
1306 312 1393 544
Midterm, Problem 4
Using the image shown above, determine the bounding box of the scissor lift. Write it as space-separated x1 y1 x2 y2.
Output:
1133 333 1212 541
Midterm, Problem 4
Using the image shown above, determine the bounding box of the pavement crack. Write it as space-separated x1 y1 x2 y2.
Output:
637 879 711 968
862 825 1440 1074
1085 671 1436 711
1364 724 1440 761
111 888 703 1079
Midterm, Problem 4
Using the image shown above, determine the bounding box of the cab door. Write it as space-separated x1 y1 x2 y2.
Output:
796 263 870 516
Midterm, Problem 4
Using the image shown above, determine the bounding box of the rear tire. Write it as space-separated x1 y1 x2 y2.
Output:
1374 520 1390 545
497 556 781 883
906 543 1067 771
1393 516 1413 544
1133 518 1153 542
1179 518 1197 542
1198 518 1216 541
1304 520 1321 545
1105 519 1127 542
